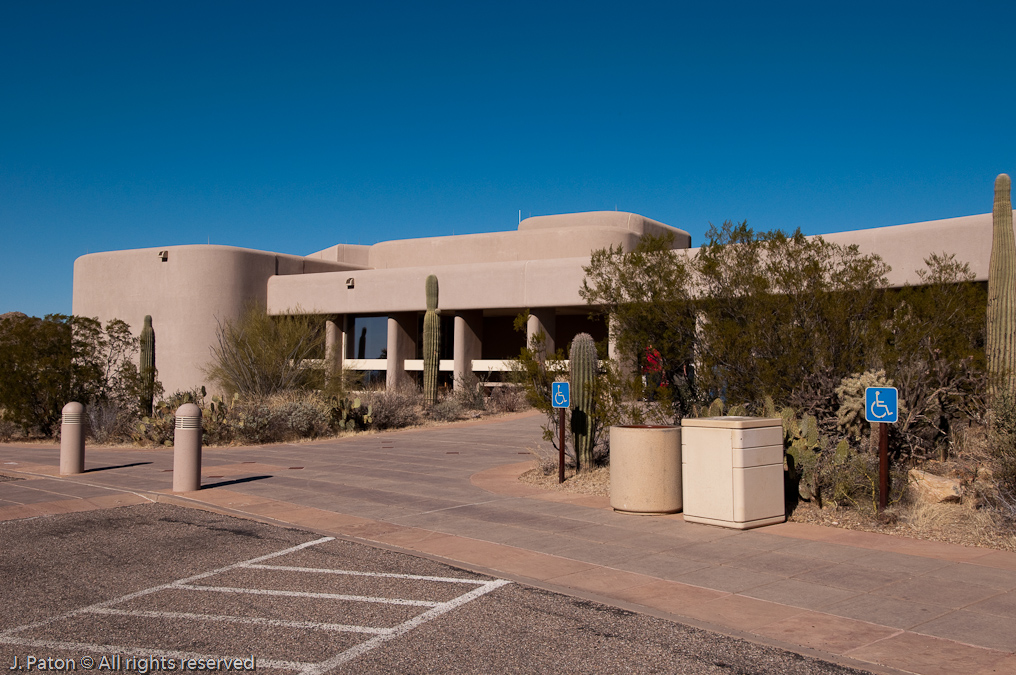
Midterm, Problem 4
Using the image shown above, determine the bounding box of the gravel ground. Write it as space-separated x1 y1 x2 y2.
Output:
0 504 872 675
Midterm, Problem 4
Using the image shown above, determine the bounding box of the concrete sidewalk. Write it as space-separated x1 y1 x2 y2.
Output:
2 412 1015 675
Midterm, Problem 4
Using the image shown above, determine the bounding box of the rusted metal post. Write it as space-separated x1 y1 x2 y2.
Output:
558 408 566 484
59 402 85 475
878 422 889 511
173 403 202 492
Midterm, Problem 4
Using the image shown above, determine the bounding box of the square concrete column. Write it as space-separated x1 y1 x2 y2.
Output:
387 312 417 389
324 315 345 378
526 308 556 359
453 310 484 391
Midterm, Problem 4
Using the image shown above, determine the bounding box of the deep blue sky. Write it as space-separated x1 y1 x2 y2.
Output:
3 1 1014 317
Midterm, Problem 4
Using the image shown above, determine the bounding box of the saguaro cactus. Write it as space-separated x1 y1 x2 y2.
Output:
423 275 440 406
140 315 156 417
988 173 1016 400
569 333 598 472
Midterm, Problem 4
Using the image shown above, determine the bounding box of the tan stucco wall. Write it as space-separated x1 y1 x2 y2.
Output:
73 209 1016 397
72 245 347 394
820 211 1013 286
304 243 372 268
364 213 690 269
267 257 593 315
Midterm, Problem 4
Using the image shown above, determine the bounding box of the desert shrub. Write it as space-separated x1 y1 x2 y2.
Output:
362 386 420 430
132 388 335 446
489 384 528 413
206 302 324 398
884 254 988 460
989 392 1016 514
823 452 909 514
0 313 155 436
131 388 204 446
429 398 464 422
835 370 899 442
454 373 487 410
86 399 133 444
0 416 18 442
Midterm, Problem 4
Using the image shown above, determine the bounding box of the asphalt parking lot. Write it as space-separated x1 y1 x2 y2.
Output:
0 504 872 674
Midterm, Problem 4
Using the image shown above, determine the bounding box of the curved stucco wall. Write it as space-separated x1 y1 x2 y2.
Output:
73 245 346 395
518 211 689 243
366 212 692 270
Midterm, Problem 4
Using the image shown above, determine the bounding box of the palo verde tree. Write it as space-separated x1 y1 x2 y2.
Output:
693 221 890 408
581 232 698 417
206 302 325 398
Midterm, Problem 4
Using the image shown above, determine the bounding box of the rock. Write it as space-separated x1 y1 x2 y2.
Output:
908 468 963 504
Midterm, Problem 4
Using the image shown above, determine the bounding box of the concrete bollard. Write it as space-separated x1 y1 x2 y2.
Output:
59 402 85 475
172 403 202 492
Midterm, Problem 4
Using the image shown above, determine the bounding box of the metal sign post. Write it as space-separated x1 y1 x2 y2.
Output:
552 382 570 484
864 387 898 512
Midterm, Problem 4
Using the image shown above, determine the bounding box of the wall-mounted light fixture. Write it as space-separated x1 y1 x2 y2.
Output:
346 277 355 289
158 250 169 262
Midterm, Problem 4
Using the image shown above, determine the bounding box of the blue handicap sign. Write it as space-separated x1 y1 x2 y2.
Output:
865 387 898 423
552 382 570 408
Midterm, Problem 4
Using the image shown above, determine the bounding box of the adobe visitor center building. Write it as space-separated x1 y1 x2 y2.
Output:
72 209 1012 396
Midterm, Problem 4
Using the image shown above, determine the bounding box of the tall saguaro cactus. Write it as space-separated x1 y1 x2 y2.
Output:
988 173 1016 400
423 275 440 406
140 315 156 417
569 333 598 472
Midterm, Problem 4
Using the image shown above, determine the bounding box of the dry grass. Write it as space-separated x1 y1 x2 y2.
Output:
516 461 1016 552
518 464 611 495
789 500 1016 552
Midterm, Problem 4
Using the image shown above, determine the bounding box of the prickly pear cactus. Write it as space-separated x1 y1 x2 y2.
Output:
140 315 156 417
569 333 597 472
423 275 440 407
988 173 1016 399
330 396 372 432
782 407 823 501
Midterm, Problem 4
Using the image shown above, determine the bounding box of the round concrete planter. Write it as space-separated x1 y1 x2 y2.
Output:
609 425 682 514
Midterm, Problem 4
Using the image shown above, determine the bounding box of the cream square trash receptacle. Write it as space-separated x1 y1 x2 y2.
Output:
681 417 785 529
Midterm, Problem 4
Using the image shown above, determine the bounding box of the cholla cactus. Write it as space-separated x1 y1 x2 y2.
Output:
835 370 901 440
569 333 597 471
988 173 1016 399
423 275 440 407
140 315 156 417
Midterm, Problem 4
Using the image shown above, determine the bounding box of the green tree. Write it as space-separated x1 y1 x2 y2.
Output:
885 254 988 459
206 302 325 398
580 232 698 418
0 314 149 435
694 221 889 407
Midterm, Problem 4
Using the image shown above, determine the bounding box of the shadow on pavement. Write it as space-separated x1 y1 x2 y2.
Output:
201 475 273 489
84 461 153 472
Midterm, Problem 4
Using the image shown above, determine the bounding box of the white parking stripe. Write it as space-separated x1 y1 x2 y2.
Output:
175 584 441 607
0 537 336 638
246 563 489 584
303 579 512 674
87 608 393 634
0 535 512 674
